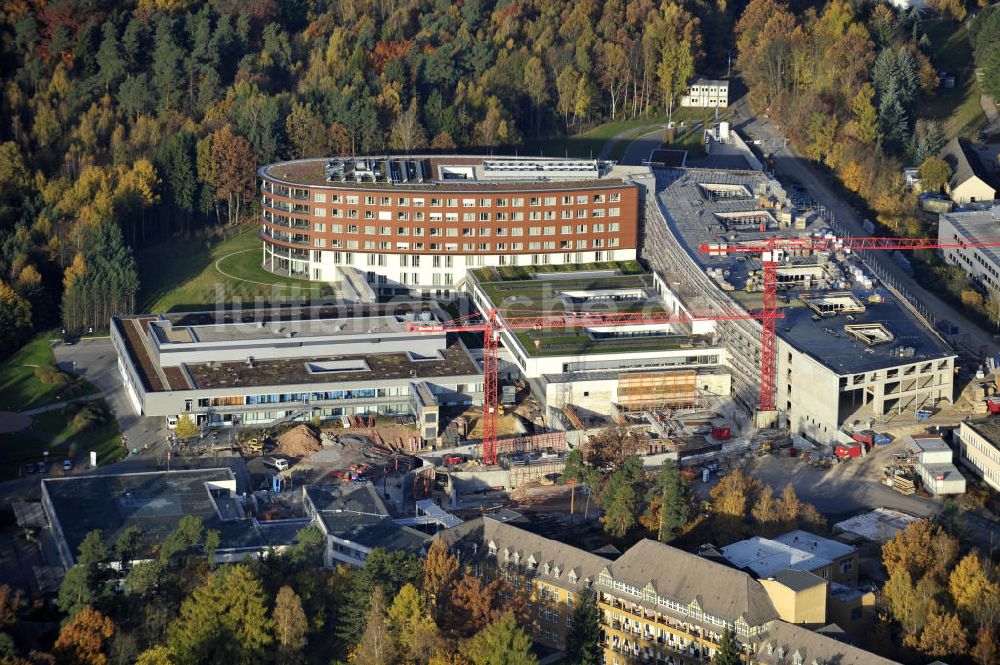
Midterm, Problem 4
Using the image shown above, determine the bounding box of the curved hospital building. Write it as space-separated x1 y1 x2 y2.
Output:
258 155 643 295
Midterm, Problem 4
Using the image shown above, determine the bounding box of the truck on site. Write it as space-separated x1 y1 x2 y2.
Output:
263 457 289 471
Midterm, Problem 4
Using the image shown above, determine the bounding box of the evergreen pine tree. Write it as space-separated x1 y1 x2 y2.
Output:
713 628 741 665
565 588 602 665
649 462 691 542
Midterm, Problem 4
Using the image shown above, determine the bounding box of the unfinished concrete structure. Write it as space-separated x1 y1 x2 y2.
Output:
645 168 955 445
464 265 731 423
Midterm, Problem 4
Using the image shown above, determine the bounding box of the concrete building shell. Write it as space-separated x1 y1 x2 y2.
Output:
644 168 955 445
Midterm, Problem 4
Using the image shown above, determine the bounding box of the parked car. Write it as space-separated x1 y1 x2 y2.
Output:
36 461 48 474
24 463 35 474
63 459 72 471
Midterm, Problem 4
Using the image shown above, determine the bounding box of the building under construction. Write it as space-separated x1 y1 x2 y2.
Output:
645 167 956 445
465 266 732 428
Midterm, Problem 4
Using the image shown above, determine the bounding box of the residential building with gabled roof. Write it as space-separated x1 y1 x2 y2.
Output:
938 137 998 204
435 519 899 664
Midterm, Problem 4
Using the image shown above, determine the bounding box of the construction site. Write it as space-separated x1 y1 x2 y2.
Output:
106 156 1000 547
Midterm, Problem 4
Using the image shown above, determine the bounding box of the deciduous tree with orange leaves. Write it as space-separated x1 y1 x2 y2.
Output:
53 606 114 665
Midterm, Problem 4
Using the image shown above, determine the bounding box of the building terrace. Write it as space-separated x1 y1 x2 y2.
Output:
182 336 477 390
467 263 719 358
262 155 638 189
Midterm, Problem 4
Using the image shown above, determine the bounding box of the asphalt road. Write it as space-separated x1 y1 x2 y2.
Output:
52 337 168 456
621 128 666 166
731 99 998 358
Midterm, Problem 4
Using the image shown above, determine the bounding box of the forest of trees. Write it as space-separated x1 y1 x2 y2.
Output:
0 0 733 349
0 0 991 349
876 516 1000 664
1 519 605 664
562 426 827 547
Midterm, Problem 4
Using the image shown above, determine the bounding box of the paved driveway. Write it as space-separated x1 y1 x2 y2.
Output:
621 128 666 166
52 338 167 456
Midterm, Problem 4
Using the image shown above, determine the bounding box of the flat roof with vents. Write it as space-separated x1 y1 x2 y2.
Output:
800 292 866 316
305 359 372 374
844 323 894 346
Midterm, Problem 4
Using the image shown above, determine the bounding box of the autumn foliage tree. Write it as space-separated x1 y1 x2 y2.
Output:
447 575 505 637
53 606 115 665
273 586 308 661
423 539 459 622
205 125 258 227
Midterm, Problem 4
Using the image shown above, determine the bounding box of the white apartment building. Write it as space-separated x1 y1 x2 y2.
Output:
958 419 1000 491
680 79 729 108
938 205 1000 292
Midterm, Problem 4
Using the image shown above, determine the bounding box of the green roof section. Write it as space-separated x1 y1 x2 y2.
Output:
468 262 717 358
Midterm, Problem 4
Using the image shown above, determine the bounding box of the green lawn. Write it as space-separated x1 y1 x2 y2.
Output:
520 117 666 159
0 338 95 412
0 401 124 480
138 228 334 313
518 109 728 160
31 402 124 462
664 126 708 160
919 18 987 139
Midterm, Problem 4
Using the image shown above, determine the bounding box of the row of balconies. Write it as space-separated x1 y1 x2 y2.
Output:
600 600 706 641
261 182 310 201
605 636 706 663
262 211 311 230
261 228 311 247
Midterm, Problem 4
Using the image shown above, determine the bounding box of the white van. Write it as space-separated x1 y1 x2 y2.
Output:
264 457 289 471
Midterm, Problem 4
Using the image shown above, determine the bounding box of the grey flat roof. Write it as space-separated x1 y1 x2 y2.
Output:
775 294 954 375
768 568 827 591
940 208 1000 267
833 508 922 542
965 418 1000 447
307 482 430 553
722 530 854 579
160 315 406 344
42 469 267 564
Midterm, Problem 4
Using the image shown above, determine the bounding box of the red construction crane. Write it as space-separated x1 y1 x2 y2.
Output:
700 234 1000 413
406 307 782 465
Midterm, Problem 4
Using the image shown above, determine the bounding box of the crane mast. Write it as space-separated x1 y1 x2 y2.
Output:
700 234 1000 416
407 307 780 464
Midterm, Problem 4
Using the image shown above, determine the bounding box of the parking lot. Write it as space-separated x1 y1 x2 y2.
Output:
52 337 168 457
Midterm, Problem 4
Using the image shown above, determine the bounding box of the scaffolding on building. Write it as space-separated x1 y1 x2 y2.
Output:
616 370 698 411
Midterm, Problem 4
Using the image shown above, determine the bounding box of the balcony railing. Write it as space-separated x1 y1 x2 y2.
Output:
600 600 704 641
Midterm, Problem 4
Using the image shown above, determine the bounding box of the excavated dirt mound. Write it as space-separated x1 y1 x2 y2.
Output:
275 424 322 458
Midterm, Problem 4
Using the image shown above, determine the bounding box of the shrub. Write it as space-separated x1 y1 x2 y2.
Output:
71 403 107 432
35 365 69 385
